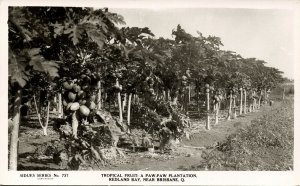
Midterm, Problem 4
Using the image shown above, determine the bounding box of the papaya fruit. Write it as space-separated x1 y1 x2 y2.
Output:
63 81 74 90
82 85 89 91
68 92 77 102
85 69 92 76
115 72 122 79
79 105 90 117
90 95 96 102
78 90 86 99
87 101 96 110
63 99 68 107
79 99 87 105
73 84 81 93
68 102 80 111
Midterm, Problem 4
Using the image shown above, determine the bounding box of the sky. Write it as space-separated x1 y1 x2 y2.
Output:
111 8 295 79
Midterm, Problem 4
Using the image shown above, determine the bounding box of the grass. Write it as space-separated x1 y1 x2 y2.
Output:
189 98 294 171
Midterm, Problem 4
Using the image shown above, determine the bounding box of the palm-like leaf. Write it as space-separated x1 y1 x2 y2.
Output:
9 49 28 87
28 48 59 78
51 8 125 49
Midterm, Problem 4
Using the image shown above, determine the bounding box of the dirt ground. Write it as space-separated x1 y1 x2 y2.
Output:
17 101 281 171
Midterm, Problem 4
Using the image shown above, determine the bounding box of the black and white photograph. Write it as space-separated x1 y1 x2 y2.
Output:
0 0 299 185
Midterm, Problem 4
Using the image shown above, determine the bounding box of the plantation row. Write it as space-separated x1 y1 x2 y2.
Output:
8 7 285 170
192 99 294 171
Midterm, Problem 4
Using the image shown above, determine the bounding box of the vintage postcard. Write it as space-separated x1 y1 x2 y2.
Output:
0 0 299 185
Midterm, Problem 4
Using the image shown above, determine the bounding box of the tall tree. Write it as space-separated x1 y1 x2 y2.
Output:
8 7 60 170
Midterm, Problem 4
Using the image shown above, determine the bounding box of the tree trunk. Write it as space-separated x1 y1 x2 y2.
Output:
253 91 256 111
282 87 285 100
42 127 48 136
116 79 123 123
58 93 62 118
219 94 223 110
43 101 50 136
264 88 267 104
122 93 127 112
108 96 111 112
224 92 227 109
196 92 200 112
136 94 140 104
258 90 262 109
97 81 102 110
61 102 64 119
134 94 137 104
249 103 252 112
166 89 170 101
72 111 79 139
127 93 132 133
213 104 216 112
172 95 178 106
33 95 49 136
227 93 232 120
239 89 243 115
215 102 219 125
9 89 22 171
103 91 107 109
244 90 247 114
249 93 253 112
114 99 118 111
249 91 253 112
53 96 57 112
206 90 210 130
33 95 42 122
188 84 191 104
184 88 188 115
162 90 166 101
233 97 237 119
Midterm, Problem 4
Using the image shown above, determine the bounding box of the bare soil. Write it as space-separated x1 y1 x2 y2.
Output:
17 101 283 171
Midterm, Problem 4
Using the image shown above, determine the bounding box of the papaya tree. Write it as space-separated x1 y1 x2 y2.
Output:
28 70 57 136
9 6 127 169
8 7 60 170
42 7 126 138
218 51 244 120
170 25 193 108
95 26 155 132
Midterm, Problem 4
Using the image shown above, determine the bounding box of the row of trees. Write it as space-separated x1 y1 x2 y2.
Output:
8 7 284 170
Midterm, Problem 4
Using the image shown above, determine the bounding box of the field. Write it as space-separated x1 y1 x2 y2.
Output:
8 7 294 172
17 93 294 171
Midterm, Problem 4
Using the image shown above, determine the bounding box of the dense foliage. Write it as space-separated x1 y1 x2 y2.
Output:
8 6 287 170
